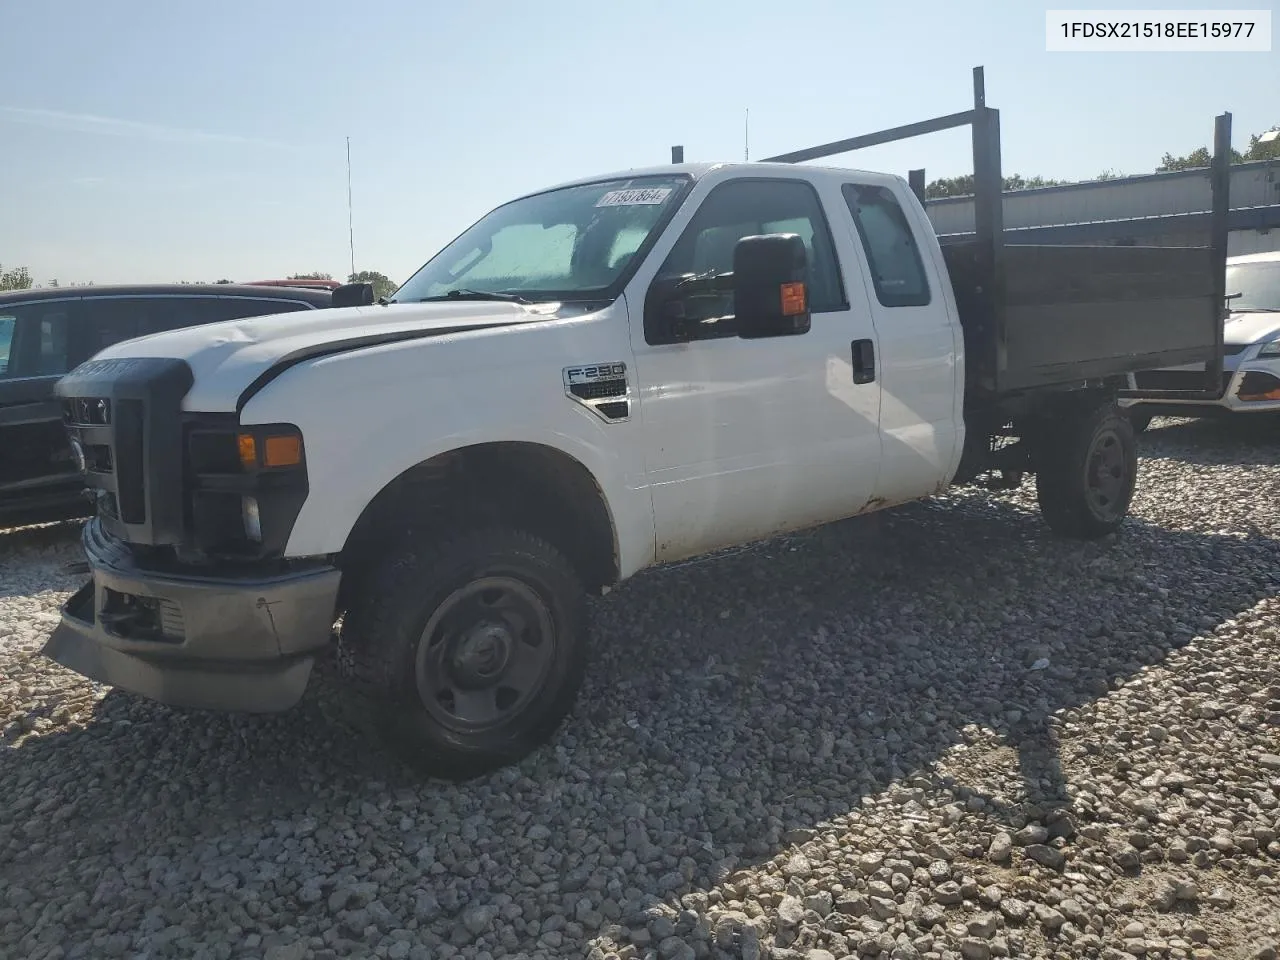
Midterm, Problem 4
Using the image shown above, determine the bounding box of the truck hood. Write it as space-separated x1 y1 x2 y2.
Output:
84 299 568 412
1225 310 1280 347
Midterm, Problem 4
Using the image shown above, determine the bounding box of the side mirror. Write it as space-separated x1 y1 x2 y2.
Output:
732 233 811 339
331 282 375 308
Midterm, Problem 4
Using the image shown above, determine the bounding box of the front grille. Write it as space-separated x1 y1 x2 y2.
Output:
64 397 112 426
55 356 194 546
62 396 146 524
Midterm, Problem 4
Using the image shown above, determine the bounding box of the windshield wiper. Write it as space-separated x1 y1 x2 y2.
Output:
417 288 530 304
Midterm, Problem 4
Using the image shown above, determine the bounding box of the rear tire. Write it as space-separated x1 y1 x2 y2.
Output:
339 526 589 781
1034 401 1138 540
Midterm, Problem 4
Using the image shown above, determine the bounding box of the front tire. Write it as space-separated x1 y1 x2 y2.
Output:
1034 401 1138 540
339 526 589 781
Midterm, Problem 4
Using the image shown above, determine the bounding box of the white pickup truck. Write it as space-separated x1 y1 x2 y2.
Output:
45 73 1232 779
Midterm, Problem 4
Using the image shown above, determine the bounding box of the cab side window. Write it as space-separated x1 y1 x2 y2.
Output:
0 316 13 376
195 297 315 326
90 296 315 342
650 178 846 342
0 303 73 378
842 183 931 307
79 298 142 355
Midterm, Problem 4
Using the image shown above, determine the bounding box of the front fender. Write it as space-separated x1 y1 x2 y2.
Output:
239 363 656 581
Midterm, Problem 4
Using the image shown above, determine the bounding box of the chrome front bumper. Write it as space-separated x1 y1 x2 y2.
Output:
42 520 342 712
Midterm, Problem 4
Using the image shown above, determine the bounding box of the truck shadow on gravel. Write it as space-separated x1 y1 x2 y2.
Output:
2 488 1278 953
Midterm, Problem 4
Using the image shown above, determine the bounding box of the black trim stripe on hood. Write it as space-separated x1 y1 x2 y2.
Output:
234 320 525 413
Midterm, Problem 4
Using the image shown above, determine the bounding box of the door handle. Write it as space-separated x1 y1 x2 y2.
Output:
851 339 876 384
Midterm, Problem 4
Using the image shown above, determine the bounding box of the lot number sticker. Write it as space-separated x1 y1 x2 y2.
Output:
595 187 673 207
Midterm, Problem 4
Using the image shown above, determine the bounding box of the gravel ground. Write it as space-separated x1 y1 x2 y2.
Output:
2 415 1279 960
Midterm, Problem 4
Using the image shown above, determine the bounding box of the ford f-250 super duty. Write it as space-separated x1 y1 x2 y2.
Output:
44 69 1234 780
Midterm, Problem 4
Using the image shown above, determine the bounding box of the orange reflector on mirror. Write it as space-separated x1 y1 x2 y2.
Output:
263 435 303 467
237 434 257 469
780 282 806 316
1241 388 1280 402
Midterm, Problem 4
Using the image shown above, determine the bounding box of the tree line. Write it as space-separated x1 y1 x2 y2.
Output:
925 123 1280 198
0 267 398 298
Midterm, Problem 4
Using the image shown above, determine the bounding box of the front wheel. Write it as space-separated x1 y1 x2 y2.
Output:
1034 401 1138 539
338 526 589 781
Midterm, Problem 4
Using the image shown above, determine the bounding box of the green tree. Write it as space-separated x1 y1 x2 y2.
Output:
925 123 1277 198
1244 128 1280 162
1157 146 1222 172
1157 124 1278 171
925 173 1067 199
289 271 333 281
0 265 33 291
348 269 398 300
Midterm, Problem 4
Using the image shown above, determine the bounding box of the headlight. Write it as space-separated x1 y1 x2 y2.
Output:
184 420 309 558
237 430 304 470
1256 341 1280 358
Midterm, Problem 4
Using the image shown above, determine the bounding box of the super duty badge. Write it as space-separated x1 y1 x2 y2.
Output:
563 362 630 423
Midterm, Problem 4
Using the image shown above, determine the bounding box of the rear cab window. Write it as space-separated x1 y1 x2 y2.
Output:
841 182 932 308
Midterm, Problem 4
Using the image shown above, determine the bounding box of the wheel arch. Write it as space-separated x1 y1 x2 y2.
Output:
335 440 621 605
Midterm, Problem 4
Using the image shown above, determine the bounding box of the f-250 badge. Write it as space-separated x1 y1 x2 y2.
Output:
563 362 629 423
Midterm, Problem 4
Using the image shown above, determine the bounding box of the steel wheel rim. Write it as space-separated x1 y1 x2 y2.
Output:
415 575 556 733
1084 428 1128 520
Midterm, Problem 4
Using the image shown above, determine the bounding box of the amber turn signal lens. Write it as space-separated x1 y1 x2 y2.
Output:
237 433 257 468
263 434 303 468
780 281 807 316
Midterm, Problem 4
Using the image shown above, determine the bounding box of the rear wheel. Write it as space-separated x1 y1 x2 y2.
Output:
1034 401 1138 539
339 526 589 780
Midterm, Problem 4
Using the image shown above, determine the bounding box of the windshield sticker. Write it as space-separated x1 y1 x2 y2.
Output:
595 187 673 207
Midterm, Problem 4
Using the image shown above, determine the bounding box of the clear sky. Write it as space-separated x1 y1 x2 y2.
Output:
2 0 1276 288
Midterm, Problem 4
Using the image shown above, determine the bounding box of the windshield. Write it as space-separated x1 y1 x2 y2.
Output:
390 174 691 304
1226 261 1280 312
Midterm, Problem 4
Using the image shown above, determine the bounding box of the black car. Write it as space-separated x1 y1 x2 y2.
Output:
0 283 335 528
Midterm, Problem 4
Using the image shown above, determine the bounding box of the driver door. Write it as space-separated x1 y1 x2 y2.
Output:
626 174 883 562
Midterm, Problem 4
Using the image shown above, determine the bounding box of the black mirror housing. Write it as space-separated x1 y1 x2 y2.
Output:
732 233 811 339
331 282 376 308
